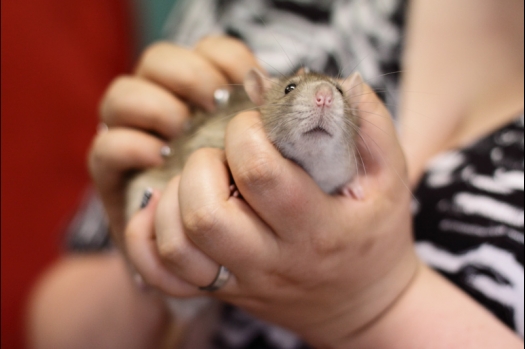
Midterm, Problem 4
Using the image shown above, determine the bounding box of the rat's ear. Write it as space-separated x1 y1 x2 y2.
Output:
295 66 310 75
244 68 273 106
341 72 364 109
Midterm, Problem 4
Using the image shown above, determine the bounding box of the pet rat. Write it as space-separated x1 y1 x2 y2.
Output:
125 68 364 347
126 68 363 218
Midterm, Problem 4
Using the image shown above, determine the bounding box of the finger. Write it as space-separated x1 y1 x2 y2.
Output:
100 76 190 139
125 190 199 298
135 42 229 111
195 36 264 84
355 84 408 192
88 128 167 245
178 148 277 274
155 175 236 290
224 111 334 242
89 128 167 193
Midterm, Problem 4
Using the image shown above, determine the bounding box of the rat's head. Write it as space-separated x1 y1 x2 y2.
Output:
244 68 363 150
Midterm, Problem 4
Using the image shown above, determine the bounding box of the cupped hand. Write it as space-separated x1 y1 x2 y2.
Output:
127 82 420 348
88 36 261 248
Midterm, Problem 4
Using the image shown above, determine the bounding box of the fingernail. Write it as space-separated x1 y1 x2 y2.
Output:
213 88 230 108
160 145 171 157
97 122 108 134
140 188 153 209
134 272 144 286
133 272 150 292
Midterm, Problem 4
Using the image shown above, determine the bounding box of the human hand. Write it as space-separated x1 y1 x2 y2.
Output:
126 82 420 348
88 36 261 249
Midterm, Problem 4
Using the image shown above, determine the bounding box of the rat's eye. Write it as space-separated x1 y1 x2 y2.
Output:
335 85 344 95
284 83 296 94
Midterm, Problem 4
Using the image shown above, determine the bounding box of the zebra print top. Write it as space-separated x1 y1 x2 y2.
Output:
414 115 524 339
164 0 405 117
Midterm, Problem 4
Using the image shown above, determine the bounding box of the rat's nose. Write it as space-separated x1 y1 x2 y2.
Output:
315 85 333 107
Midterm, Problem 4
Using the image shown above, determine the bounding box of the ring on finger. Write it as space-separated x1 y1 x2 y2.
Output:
199 265 231 292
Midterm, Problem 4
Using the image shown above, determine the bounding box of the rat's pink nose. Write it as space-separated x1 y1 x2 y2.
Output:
315 86 333 107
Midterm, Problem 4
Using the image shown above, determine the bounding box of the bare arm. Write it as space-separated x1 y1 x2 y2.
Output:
399 0 524 185
27 254 173 349
345 264 523 349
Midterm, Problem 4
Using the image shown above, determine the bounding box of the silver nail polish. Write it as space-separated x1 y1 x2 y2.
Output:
160 145 171 157
213 88 230 108
140 188 153 209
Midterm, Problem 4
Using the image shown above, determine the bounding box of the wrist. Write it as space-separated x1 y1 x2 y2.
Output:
337 264 523 349
301 250 421 349
334 258 424 349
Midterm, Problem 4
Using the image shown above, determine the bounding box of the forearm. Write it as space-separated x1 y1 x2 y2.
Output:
27 253 174 349
342 264 523 349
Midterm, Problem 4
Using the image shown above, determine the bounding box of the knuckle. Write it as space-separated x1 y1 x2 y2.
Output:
224 39 253 62
267 267 299 290
182 204 221 239
95 132 120 159
88 130 143 174
172 68 197 92
196 36 254 82
100 76 144 125
236 154 279 189
157 238 187 266
311 232 344 256
137 41 172 70
197 35 248 56
195 35 226 51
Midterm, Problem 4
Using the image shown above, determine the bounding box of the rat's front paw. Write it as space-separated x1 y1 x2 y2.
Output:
341 181 364 200
229 183 241 198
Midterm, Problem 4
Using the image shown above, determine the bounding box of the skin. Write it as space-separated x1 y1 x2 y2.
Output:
400 0 524 185
26 253 172 349
29 0 524 346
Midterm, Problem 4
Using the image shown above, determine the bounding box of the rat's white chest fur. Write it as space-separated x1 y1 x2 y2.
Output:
278 135 357 193
274 80 359 193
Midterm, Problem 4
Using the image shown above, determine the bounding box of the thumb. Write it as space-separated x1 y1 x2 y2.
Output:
356 83 408 185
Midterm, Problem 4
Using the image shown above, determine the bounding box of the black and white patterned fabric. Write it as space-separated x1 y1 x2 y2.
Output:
164 0 405 117
414 115 524 338
65 0 524 347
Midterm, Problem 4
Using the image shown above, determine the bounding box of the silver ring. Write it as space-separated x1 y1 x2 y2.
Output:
213 88 230 108
199 265 231 292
